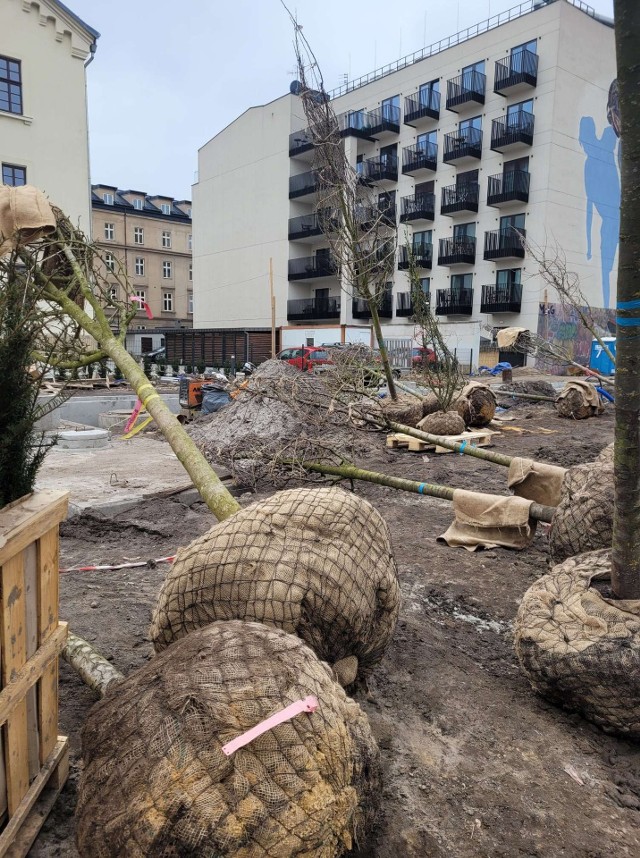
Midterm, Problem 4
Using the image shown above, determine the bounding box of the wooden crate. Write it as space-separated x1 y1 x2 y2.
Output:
0 491 69 858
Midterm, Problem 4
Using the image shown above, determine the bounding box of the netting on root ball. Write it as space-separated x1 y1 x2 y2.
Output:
549 461 613 563
418 410 465 436
455 383 496 428
150 487 400 685
421 393 441 417
514 549 640 739
76 621 381 858
597 442 614 464
377 394 423 427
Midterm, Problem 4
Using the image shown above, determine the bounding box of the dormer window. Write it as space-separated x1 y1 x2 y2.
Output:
161 203 171 215
103 193 114 205
133 198 143 210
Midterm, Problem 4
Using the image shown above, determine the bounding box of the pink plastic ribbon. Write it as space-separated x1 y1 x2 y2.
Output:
221 695 318 757
131 296 154 319
123 399 143 433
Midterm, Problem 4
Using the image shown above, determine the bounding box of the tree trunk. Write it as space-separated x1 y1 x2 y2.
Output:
612 0 640 598
369 302 398 400
63 633 124 696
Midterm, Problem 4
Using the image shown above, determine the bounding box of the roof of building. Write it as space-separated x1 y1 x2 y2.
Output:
51 0 100 42
91 186 192 221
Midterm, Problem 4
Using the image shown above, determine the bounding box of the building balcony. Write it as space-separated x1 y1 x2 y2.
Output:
362 155 398 184
443 128 482 164
494 50 538 95
338 110 379 140
437 236 476 266
440 182 479 216
404 89 440 126
483 228 526 260
396 291 417 317
480 283 523 313
288 213 323 241
289 128 314 158
397 243 433 270
356 202 396 229
491 111 535 152
352 293 393 319
402 142 437 175
400 193 435 223
288 170 319 199
487 170 530 207
288 255 338 281
368 105 401 136
435 287 474 316
446 70 486 112
287 296 341 321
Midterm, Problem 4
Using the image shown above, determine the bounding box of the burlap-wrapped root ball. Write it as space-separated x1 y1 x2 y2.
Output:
378 393 423 427
76 621 381 858
549 460 613 563
418 409 465 436
150 487 400 685
597 442 614 464
555 388 604 420
421 392 441 417
455 383 496 428
515 550 640 739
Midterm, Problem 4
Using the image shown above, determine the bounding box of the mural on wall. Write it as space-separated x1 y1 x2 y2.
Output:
579 80 621 309
536 301 615 374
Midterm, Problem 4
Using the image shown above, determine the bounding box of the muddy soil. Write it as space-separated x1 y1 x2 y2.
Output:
31 403 640 858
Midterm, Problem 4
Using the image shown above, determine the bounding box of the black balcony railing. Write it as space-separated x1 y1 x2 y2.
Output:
491 110 535 151
288 170 319 199
487 170 530 206
396 291 416 316
404 89 440 125
494 49 538 94
369 105 401 135
480 283 523 313
402 142 438 174
483 228 526 260
435 287 474 315
446 70 486 111
437 236 476 265
288 213 323 240
443 128 482 163
352 293 393 319
338 110 379 139
289 128 314 157
398 243 433 270
356 201 397 228
440 182 480 215
400 193 435 223
363 155 398 183
288 255 338 280
287 297 341 321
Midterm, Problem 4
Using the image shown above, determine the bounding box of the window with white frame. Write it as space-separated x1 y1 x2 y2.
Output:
188 293 194 314
135 289 146 302
134 257 145 276
162 260 172 279
187 233 192 250
103 193 114 205
104 222 114 240
104 252 115 272
187 208 192 217
161 203 171 215
188 263 193 281
109 286 118 301
162 230 172 248
163 292 174 312
134 226 144 244
133 198 144 210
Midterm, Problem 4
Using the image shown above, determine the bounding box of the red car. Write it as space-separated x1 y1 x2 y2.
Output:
276 347 333 372
412 346 437 367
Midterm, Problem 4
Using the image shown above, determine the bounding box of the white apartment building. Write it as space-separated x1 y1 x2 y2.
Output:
0 0 98 232
193 0 617 367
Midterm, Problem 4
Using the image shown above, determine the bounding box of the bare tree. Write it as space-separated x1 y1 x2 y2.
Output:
283 4 398 399
612 0 640 598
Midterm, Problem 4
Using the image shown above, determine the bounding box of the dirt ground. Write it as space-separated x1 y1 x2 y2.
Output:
30 399 640 858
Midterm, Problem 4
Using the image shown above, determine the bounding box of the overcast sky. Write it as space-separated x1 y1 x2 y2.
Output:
69 0 614 201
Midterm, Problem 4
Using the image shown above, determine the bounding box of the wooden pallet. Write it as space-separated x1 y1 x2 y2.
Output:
387 429 495 454
386 433 429 452
433 429 495 453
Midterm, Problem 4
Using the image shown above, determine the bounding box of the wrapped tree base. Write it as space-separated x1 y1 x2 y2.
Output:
76 622 381 858
549 461 613 563
421 392 441 417
515 550 640 739
418 410 466 436
455 382 496 428
378 394 423 427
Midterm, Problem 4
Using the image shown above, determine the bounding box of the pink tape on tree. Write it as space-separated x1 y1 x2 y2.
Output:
131 296 154 319
221 695 319 757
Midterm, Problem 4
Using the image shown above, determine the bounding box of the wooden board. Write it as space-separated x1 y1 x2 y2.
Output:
0 493 68 570
434 430 495 454
386 433 429 452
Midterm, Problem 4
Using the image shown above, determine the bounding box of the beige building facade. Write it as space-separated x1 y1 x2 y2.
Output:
194 0 617 369
0 0 97 231
92 186 193 355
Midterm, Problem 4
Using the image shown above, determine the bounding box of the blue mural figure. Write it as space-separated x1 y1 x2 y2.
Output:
579 114 620 309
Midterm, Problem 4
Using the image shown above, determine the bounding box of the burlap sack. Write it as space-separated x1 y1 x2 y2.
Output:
549 461 613 563
507 457 567 507
76 621 381 858
514 549 640 739
438 489 536 551
150 487 400 684
417 410 465 436
0 184 55 255
555 379 603 420
421 392 440 417
456 382 496 428
597 442 614 464
496 327 528 350
378 394 423 427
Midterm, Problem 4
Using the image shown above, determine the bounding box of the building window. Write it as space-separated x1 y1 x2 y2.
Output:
188 263 193 281
512 39 537 56
187 208 192 217
103 192 114 205
160 203 171 215
109 286 118 301
412 230 432 253
162 261 172 278
0 56 22 115
135 289 146 302
188 293 194 314
2 163 26 186
104 222 114 240
381 94 400 122
134 226 144 244
162 230 172 248
104 252 115 272
133 198 144 210
419 79 439 109
163 292 174 312
134 257 145 276
187 233 192 250
419 277 430 296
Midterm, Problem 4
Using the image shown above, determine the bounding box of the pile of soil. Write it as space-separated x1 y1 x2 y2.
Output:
500 380 558 399
189 360 380 487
